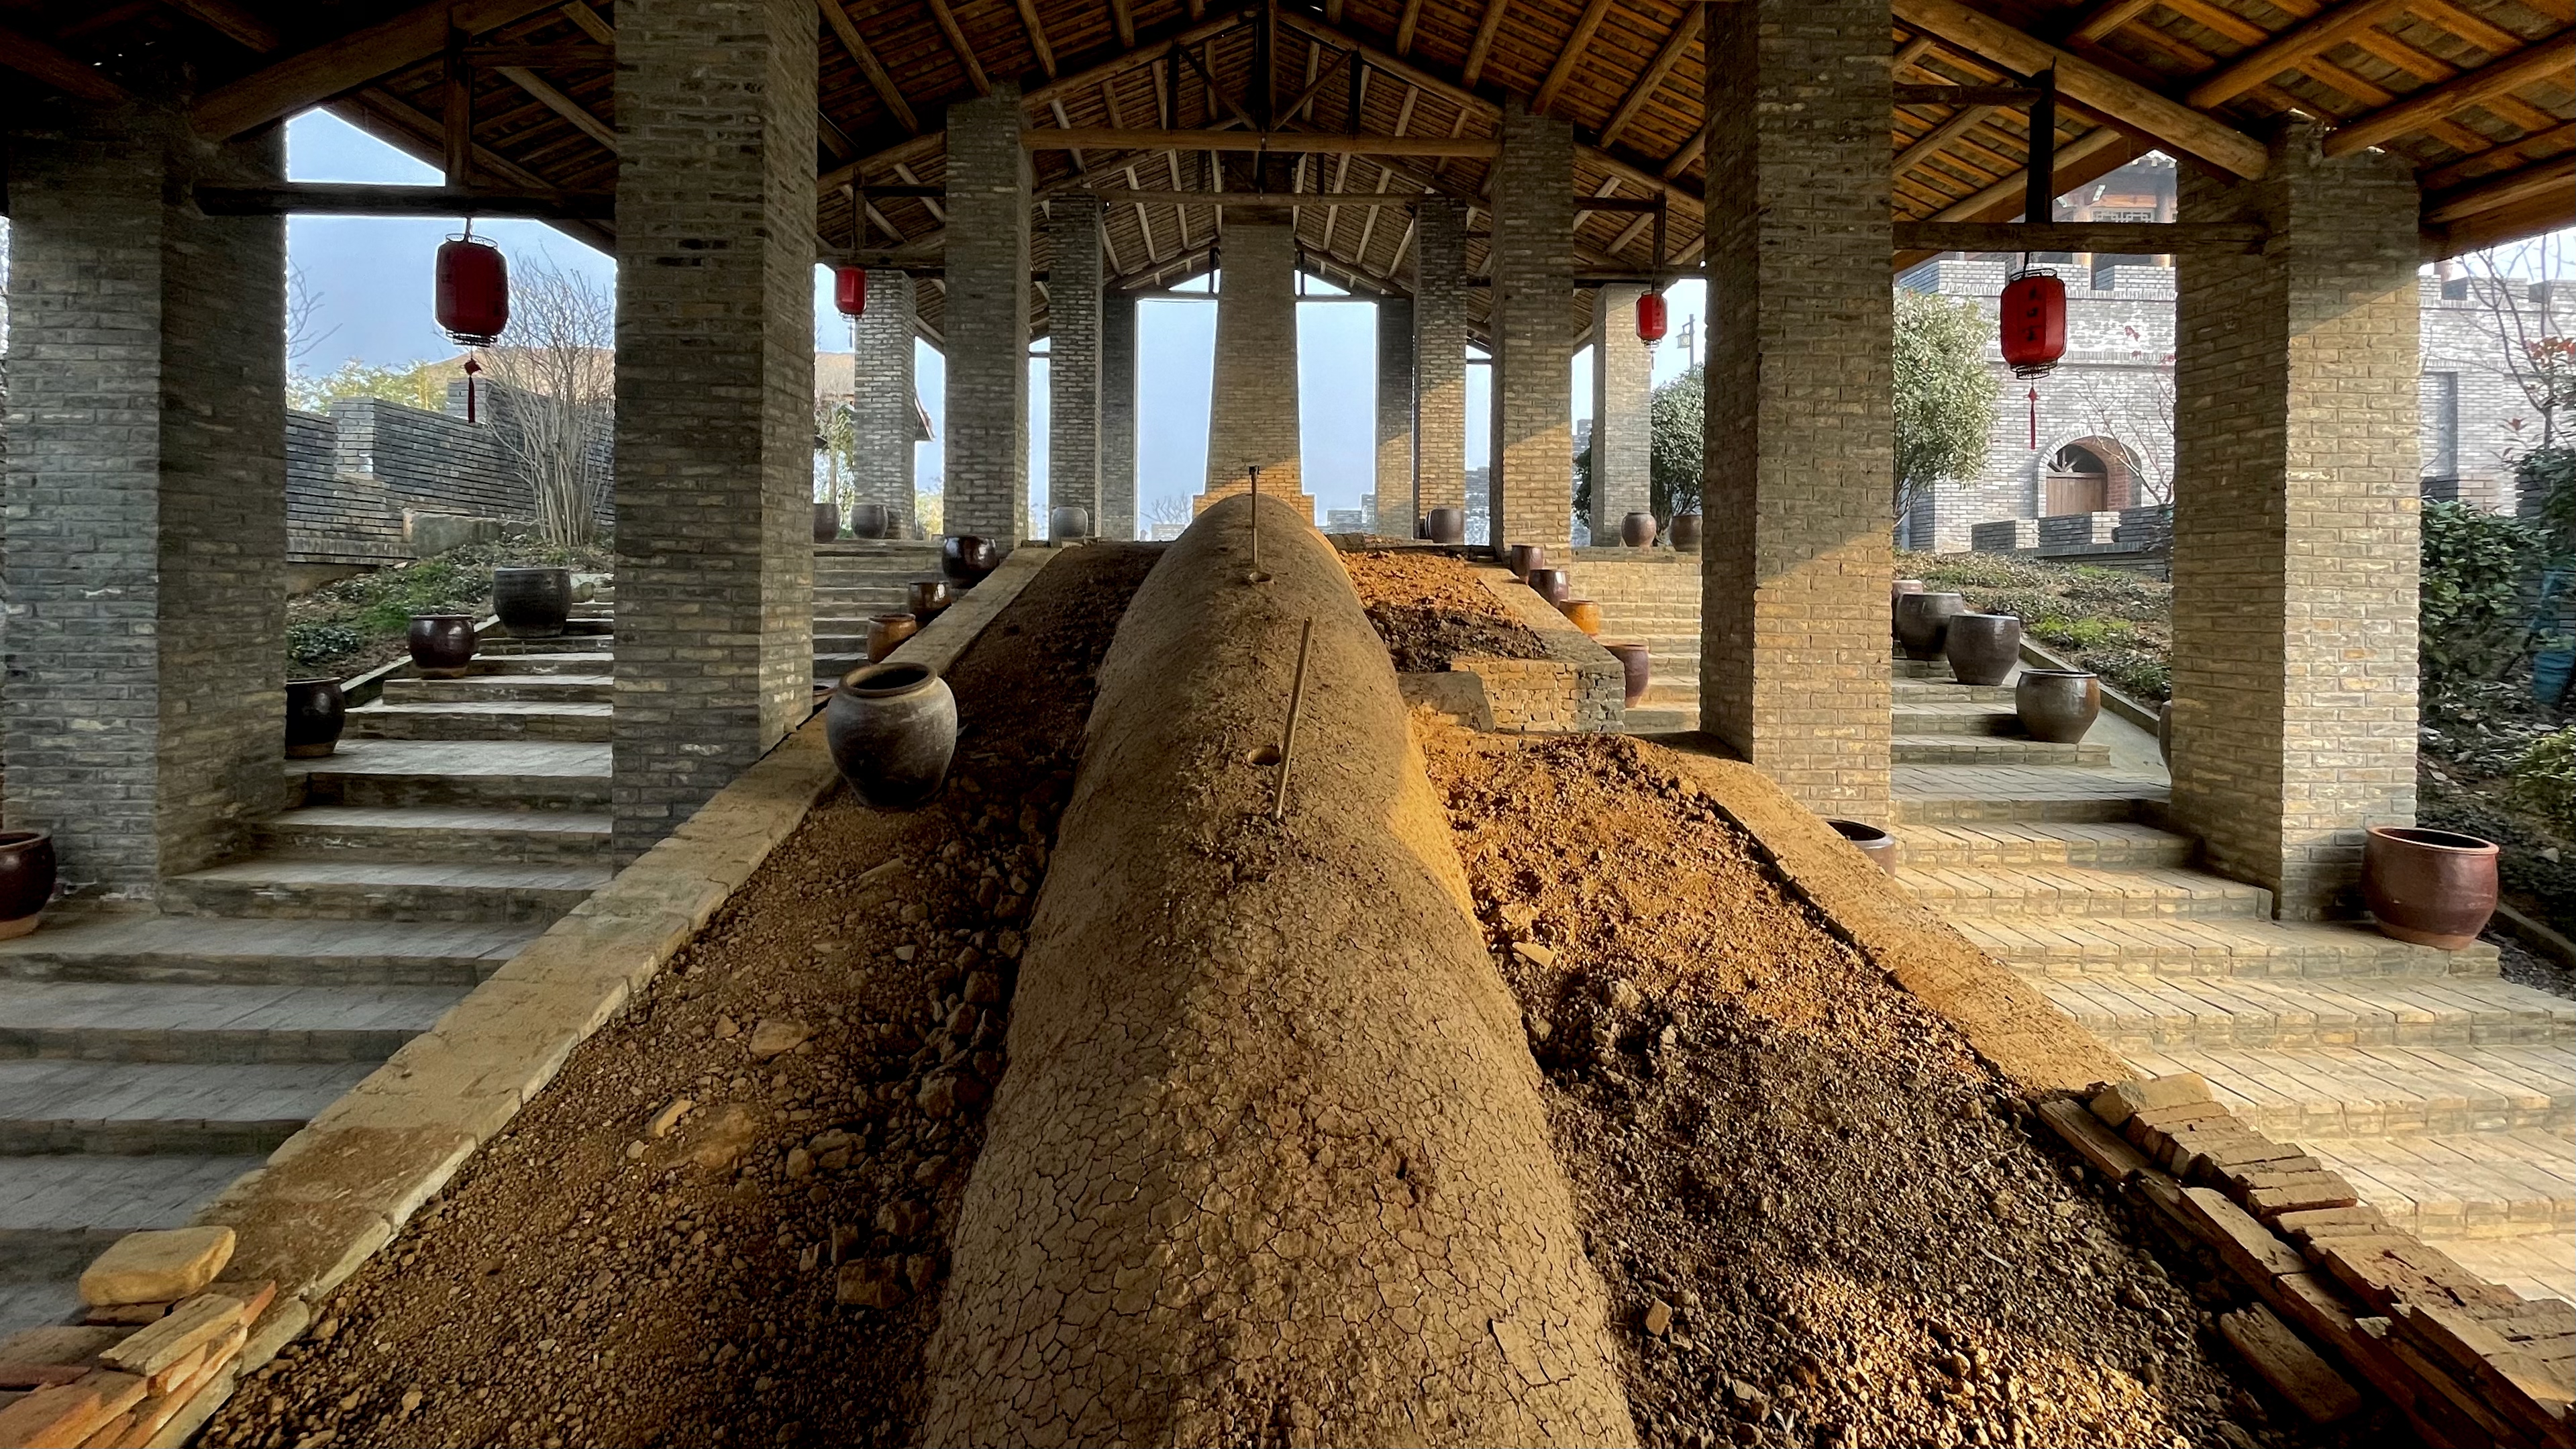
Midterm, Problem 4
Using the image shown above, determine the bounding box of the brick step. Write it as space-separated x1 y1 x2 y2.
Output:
2041 974 2576 1051
478 634 613 655
0 1058 374 1154
297 744 609 812
1894 821 2194 869
0 915 535 988
1894 657 1955 677
1900 863 2270 918
464 652 614 676
160 856 609 923
815 652 868 684
1893 734 2110 766
2441 1231 2576 1305
1620 707 1696 733
1892 679 2018 705
343 701 611 742
0 981 460 1063
258 805 611 863
1893 702 2028 737
0 1154 263 1281
2124 1042 2576 1140
1962 916 2496 981
2303 1131 2575 1242
1894 766 2163 823
813 544 943 561
381 673 613 705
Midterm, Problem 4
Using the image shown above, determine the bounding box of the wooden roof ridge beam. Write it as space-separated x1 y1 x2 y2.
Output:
923 0 990 94
1463 0 1510 88
2424 151 2576 223
195 0 559 139
1013 0 1058 79
1025 127 1501 156
2185 0 2414 108
1890 0 2269 177
820 0 921 133
0 21 132 101
495 64 615 150
1534 0 1618 113
1599 4 1701 150
2324 30 2576 157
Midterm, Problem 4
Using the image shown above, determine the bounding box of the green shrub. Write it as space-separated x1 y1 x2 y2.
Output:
286 622 361 666
2510 728 2576 834
2420 499 2553 693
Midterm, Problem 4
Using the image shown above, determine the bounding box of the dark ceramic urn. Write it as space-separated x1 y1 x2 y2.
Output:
848 502 893 540
826 661 958 809
1620 512 1657 548
1526 567 1573 607
814 501 841 543
941 536 1001 587
0 831 56 940
2363 826 2499 951
492 566 571 638
1426 507 1467 546
1828 820 1900 875
1944 613 2023 687
907 578 955 626
868 613 920 663
1894 592 1965 660
1602 642 1651 708
1667 513 1703 552
409 614 478 679
285 678 346 759
1508 544 1548 582
1049 505 1091 543
2014 669 2100 744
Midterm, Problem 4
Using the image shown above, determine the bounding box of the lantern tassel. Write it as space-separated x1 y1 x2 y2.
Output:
464 354 482 424
2028 387 2039 450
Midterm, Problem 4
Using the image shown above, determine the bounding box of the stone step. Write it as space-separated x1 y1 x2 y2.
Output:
2124 1042 2576 1140
0 915 535 987
1894 657 1955 677
2442 1232 2576 1305
1900 864 2270 919
343 701 611 742
477 634 613 655
465 652 615 676
381 673 613 705
1620 707 1695 732
1892 679 2018 705
1892 734 2110 766
1963 916 2497 981
0 981 460 1063
2302 1131 2575 1242
815 652 868 683
1894 766 2163 824
0 1154 264 1279
295 739 610 811
158 856 610 923
0 1058 375 1154
2041 975 2576 1051
258 805 612 862
1894 702 2028 737
1896 821 2194 869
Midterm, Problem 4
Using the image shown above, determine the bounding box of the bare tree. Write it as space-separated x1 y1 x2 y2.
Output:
2061 360 2177 505
1144 493 1192 536
2464 235 2576 450
285 264 337 371
479 259 615 546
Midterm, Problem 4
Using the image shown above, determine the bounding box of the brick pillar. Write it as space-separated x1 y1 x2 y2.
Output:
1700 0 1892 815
1590 284 1653 537
945 85 1033 542
1198 212 1311 517
851 269 919 536
613 0 817 857
1492 99 1575 550
1 111 287 897
1102 289 1139 540
1412 200 1470 530
1046 195 1104 532
1376 295 1415 536
2171 128 2420 919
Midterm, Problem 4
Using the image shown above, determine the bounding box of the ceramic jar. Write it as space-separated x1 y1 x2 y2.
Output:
1668 513 1702 552
1049 505 1091 543
1526 567 1573 607
825 662 958 809
1559 599 1603 636
907 578 955 626
868 613 921 663
285 679 346 759
408 614 477 679
2015 669 2101 744
1894 592 1966 661
1828 819 1899 875
1944 613 2023 687
848 502 894 540
2362 826 2500 950
1508 544 1548 582
813 501 841 543
1620 512 1657 548
1602 642 1651 708
941 536 1001 586
492 566 572 638
0 832 56 940
1426 507 1467 545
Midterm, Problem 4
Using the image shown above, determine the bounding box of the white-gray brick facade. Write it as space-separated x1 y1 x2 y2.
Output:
943 86 1033 544
1046 195 1104 531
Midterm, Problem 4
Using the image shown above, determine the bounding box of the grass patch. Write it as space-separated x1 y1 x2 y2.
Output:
288 538 614 678
1897 551 2173 703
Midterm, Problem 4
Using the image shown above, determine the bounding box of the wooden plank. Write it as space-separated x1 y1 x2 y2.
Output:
819 0 920 134
2035 1097 2151 1179
1599 4 1701 149
1894 83 2039 103
194 0 559 140
1535 0 1617 113
557 3 615 44
2327 33 2576 158
0 22 132 101
2187 0 2416 108
1463 0 1510 88
2220 1303 2366 1423
1896 103 2004 178
2419 117 2576 189
1023 127 1501 156
2426 152 2576 223
495 66 615 150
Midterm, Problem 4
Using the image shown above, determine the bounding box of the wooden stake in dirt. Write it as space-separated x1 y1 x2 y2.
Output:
1273 617 1314 821
1246 464 1265 583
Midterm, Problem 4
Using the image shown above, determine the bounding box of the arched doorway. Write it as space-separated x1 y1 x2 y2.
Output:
2041 438 2138 515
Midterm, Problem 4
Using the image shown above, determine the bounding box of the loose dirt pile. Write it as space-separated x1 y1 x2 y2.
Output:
1340 548 1546 671
1419 722 2397 1449
201 544 1161 1449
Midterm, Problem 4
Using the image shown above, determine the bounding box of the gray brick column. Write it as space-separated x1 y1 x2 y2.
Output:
1101 289 1139 540
1492 99 1575 550
1376 295 1416 535
1198 213 1311 517
613 0 817 857
1700 0 1892 817
2171 128 2421 919
1046 195 1104 532
850 269 919 536
1 111 287 897
1412 200 1470 530
945 86 1033 543
1590 285 1653 536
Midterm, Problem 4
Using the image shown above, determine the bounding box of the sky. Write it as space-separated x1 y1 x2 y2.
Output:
283 109 1714 524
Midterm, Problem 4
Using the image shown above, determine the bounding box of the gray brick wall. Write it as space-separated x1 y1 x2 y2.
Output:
1045 196 1104 530
943 86 1032 543
1199 213 1310 515
1700 0 1893 817
850 268 920 536
2171 128 2420 920
1492 101 1574 550
1412 200 1470 528
611 0 817 858
1376 295 1414 536
1590 284 1653 534
1102 289 1138 540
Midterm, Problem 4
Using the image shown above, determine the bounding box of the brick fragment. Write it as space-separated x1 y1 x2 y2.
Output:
2181 1187 2307 1281
77 1228 234 1309
2271 1205 2389 1243
2088 1073 2211 1128
2219 1303 2363 1423
2241 1170 2359 1221
2035 1099 2149 1180
98 1294 242 1377
2400 1304 2575 1442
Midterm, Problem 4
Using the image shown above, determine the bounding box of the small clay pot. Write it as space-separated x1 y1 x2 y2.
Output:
1049 505 1091 543
2015 669 2100 744
1426 507 1467 545
941 536 1000 586
1619 511 1657 548
825 661 959 809
492 566 571 639
1559 599 1603 636
2363 826 2500 951
408 614 478 679
1508 543 1548 582
1668 513 1703 552
1894 591 1966 660
867 613 921 663
813 501 841 544
1602 642 1650 708
0 831 56 940
1526 566 1572 607
1944 613 2023 687
2157 700 2175 769
849 502 894 540
284 678 346 759
1829 819 1900 875
907 577 955 626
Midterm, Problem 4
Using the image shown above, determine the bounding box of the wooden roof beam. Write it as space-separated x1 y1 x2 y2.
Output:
2324 31 2576 158
1025 128 1500 157
2065 0 2158 44
1599 4 1700 150
195 0 559 139
2419 117 2576 191
556 3 614 45
1463 0 1510 89
0 21 132 101
1895 103 2004 178
923 0 990 95
495 64 615 150
1111 0 1137 50
820 0 920 133
166 0 280 51
1013 0 1059 80
1533 0 1616 114
1894 219 2265 250
2186 0 2413 109
1395 0 1425 57
2424 152 2576 225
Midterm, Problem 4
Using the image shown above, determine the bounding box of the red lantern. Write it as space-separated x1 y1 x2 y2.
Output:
835 264 867 319
434 232 509 348
1635 290 1668 346
2000 267 2065 379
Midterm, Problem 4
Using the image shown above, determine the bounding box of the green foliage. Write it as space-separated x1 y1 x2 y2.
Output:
1898 549 2176 702
288 358 446 415
1649 363 1704 522
1893 290 1998 507
285 622 361 666
2420 500 2554 697
2509 728 2576 835
2524 445 2576 557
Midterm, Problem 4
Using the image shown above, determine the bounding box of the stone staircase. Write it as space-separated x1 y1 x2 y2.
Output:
1890 655 2576 1304
1563 548 1700 732
0 592 619 1334
814 540 945 684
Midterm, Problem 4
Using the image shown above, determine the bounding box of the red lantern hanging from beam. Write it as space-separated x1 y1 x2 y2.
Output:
835 264 868 319
435 229 509 348
2000 266 2065 379
1635 290 1667 348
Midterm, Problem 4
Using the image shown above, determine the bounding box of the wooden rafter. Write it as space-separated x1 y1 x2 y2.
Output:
0 21 132 101
2065 0 2157 44
1111 0 1137 50
1895 101 2006 180
2424 152 2576 225
166 0 280 51
1014 0 1060 80
923 0 990 95
330 85 613 249
1463 0 1510 89
2185 0 2412 108
195 0 558 140
1027 127 1498 157
820 0 921 134
2324 31 2576 158
556 3 614 45
1395 0 1425 57
496 65 615 150
1598 6 1701 150
1534 0 1616 114
2420 117 2576 190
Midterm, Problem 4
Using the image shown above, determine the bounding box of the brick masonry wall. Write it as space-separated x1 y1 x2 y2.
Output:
2172 130 2420 920
611 0 817 859
1590 285 1652 532
1454 572 1623 734
1198 213 1310 515
1412 201 1470 523
1376 295 1414 536
1102 289 1138 540
3 109 287 895
1492 101 1574 550
850 269 920 536
1700 0 1893 817
943 86 1033 543
286 410 405 566
1046 196 1103 529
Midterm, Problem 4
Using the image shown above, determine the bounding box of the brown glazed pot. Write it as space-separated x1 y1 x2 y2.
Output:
1944 613 2023 687
1828 819 1900 875
907 577 955 626
1526 567 1573 607
1602 642 1650 707
492 566 572 638
1559 599 1604 636
1620 511 1657 548
1668 513 1703 552
284 678 346 759
2157 700 2175 769
1508 543 1548 582
2363 826 2500 950
408 614 478 679
813 501 841 544
867 613 921 663
1893 591 1965 660
1892 579 1926 644
1426 507 1467 545
0 831 56 940
941 536 1000 586
848 502 894 540
825 661 958 809
2015 669 2101 744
